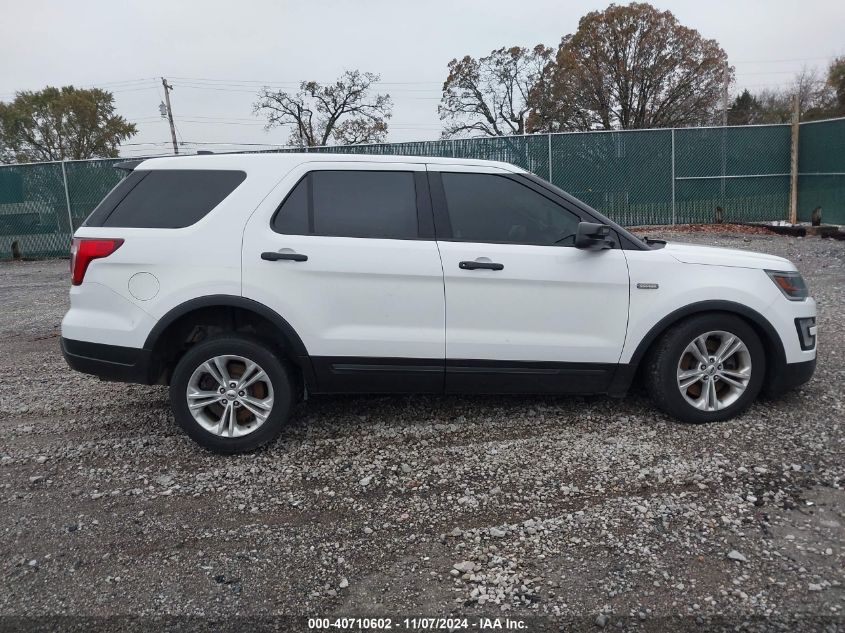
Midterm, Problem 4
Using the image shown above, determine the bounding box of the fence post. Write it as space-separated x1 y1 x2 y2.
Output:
547 133 553 183
789 95 800 224
60 159 74 233
671 129 676 225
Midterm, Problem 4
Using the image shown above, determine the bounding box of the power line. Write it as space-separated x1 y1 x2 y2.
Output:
169 75 442 86
733 54 840 64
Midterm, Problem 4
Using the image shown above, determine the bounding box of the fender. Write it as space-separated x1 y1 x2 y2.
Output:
142 295 316 390
608 300 787 397
142 294 310 357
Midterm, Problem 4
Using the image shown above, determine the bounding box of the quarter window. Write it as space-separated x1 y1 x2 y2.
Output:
272 170 418 240
97 170 245 228
440 173 580 246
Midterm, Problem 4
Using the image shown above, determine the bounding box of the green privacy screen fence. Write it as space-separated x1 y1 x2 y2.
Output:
1 118 843 259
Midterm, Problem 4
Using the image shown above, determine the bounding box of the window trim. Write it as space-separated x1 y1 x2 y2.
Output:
430 171 613 248
269 169 435 241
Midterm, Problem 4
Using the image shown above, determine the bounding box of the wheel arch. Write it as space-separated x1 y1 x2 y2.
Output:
609 300 786 396
143 295 315 387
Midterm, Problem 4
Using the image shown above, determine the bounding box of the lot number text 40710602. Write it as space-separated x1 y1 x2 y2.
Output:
307 617 528 630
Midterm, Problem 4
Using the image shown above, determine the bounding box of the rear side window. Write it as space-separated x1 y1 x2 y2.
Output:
272 170 418 240
89 170 245 228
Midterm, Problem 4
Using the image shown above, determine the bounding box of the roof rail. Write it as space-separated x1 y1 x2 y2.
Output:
113 159 143 171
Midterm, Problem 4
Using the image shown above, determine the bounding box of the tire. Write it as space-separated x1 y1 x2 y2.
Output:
169 334 293 453
643 313 765 423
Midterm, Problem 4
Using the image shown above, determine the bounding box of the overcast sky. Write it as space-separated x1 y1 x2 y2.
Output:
1 0 843 157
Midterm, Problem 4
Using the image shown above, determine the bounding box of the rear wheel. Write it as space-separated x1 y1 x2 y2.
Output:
169 335 293 453
644 314 765 423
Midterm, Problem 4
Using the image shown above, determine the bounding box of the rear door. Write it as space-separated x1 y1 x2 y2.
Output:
428 165 630 394
241 161 445 393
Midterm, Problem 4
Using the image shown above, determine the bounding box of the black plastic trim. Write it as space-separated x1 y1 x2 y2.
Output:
311 357 444 394
113 160 142 171
310 356 618 395
142 295 316 387
143 295 308 356
627 301 786 368
445 358 615 394
61 337 154 384
414 171 436 239
794 317 816 351
604 300 791 398
766 358 816 393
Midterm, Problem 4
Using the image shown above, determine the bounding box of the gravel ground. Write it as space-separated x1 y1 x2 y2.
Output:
0 231 843 632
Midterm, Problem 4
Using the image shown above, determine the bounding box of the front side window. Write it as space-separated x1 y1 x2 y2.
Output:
272 170 418 240
440 173 580 246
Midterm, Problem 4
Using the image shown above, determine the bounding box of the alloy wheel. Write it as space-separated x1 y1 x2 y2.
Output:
186 354 275 438
676 330 752 412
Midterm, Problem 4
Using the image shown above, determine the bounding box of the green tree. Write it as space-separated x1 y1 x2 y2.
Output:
0 86 136 163
825 56 845 115
727 89 762 125
528 3 730 131
254 70 392 147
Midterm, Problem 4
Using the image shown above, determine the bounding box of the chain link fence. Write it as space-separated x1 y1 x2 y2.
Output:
1 118 843 259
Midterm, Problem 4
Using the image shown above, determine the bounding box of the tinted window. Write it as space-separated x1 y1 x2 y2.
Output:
272 176 309 234
83 171 145 227
272 170 418 239
99 170 246 228
441 173 580 245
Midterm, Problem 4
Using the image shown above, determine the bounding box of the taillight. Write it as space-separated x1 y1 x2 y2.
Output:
70 238 124 285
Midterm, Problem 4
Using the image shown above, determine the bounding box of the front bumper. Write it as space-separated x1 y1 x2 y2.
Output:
766 357 816 395
61 337 155 384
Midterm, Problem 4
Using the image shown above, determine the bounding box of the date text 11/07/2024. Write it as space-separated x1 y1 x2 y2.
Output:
307 617 528 630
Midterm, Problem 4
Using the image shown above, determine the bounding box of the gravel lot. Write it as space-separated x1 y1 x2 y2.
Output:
0 230 843 632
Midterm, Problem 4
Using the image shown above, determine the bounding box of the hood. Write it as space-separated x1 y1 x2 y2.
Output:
664 242 796 271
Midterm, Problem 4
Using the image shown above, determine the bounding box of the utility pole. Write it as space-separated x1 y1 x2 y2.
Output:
789 94 800 224
161 77 179 155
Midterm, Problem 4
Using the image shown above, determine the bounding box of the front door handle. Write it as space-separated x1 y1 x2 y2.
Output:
459 260 503 271
261 251 308 262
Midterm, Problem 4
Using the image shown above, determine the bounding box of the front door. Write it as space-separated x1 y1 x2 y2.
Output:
428 166 631 394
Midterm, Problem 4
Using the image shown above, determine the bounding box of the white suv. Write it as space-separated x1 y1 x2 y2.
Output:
61 154 817 453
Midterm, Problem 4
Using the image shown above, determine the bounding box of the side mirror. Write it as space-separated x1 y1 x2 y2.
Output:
574 222 613 250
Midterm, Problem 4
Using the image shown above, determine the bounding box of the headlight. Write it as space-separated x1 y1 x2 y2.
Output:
765 270 808 301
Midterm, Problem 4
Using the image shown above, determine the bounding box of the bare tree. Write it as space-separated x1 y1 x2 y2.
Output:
734 65 839 124
439 45 553 138
254 70 392 147
531 3 730 131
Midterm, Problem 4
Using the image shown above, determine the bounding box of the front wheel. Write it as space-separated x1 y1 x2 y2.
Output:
169 335 293 453
644 314 766 423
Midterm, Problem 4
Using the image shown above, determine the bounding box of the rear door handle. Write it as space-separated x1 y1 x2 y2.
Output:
261 251 308 262
459 260 503 271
